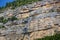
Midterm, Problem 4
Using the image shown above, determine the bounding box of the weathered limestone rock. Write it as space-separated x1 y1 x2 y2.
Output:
0 37 6 40
0 0 60 40
30 28 55 40
16 13 30 19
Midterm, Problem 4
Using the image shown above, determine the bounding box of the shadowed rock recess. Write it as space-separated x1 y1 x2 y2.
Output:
0 0 60 40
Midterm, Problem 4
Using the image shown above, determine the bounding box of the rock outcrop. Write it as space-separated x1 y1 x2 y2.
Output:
0 0 60 40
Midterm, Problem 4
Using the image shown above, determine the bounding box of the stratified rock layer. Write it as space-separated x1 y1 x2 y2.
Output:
0 0 60 40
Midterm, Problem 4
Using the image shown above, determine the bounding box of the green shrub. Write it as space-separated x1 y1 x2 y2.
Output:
0 25 5 29
0 17 8 24
8 16 18 21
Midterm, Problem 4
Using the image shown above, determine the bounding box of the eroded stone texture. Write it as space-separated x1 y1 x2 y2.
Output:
0 0 60 40
0 37 6 40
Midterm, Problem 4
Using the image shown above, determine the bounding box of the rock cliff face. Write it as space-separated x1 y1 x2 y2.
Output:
0 0 60 40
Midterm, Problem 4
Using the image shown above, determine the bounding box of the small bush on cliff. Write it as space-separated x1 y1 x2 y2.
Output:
0 17 8 24
8 16 18 21
0 25 5 29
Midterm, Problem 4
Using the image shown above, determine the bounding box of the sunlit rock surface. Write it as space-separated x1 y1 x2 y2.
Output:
0 0 60 40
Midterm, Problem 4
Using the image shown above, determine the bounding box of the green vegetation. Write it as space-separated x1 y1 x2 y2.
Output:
36 34 60 40
0 17 8 24
0 25 5 29
0 16 18 23
0 0 42 11
8 16 18 21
